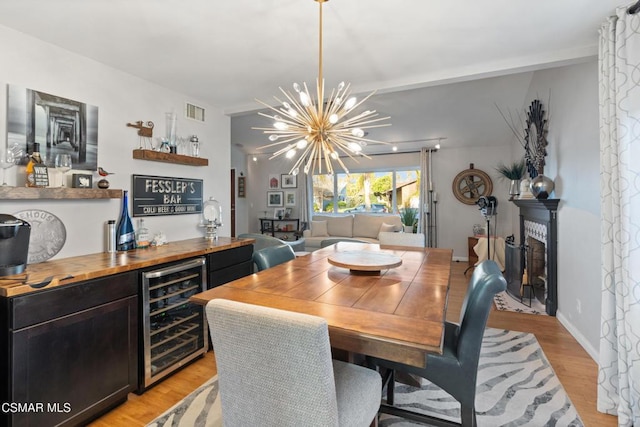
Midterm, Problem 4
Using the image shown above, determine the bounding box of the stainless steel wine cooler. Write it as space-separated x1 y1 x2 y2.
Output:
139 257 208 391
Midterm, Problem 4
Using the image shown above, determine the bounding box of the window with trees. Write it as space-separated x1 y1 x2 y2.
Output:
312 170 420 214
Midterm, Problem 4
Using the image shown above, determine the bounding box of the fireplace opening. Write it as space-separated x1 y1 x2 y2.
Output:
526 237 546 305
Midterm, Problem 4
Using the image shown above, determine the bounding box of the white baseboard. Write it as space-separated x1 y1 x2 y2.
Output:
556 310 598 362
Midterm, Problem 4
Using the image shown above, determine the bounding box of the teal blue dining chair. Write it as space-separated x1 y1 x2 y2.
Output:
252 244 296 271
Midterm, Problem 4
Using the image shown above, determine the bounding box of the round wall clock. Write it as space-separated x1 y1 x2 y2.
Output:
451 164 493 205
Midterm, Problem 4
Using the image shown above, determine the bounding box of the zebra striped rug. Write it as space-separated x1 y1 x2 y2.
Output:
147 328 582 427
380 328 583 426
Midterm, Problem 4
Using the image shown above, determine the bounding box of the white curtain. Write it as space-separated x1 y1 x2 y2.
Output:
598 6 640 426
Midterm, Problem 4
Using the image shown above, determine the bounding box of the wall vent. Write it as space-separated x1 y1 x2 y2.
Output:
185 102 205 122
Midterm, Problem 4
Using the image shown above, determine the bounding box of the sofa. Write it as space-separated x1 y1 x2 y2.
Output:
302 213 403 250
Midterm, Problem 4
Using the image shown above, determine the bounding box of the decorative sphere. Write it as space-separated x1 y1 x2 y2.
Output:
97 179 110 189
530 175 555 199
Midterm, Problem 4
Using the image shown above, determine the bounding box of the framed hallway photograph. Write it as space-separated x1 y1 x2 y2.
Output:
7 84 99 171
267 191 283 207
285 190 296 207
281 174 297 188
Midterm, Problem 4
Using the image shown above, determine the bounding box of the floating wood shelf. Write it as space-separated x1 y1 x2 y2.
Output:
132 149 209 166
0 186 123 200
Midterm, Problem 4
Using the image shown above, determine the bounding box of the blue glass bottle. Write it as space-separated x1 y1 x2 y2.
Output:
116 190 136 251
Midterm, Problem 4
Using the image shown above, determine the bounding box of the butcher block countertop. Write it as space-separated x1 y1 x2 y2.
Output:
0 237 253 298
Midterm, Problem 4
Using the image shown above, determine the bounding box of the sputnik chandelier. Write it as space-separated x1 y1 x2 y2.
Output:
254 0 391 176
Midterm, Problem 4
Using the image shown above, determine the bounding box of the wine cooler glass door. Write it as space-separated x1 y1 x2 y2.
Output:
141 257 207 390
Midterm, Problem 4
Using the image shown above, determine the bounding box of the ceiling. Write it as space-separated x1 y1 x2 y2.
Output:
0 0 623 155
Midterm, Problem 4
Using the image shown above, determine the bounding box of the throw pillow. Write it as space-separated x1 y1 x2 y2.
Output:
379 222 398 233
311 220 329 237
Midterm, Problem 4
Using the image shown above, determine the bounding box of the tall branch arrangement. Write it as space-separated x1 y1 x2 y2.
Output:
496 97 550 178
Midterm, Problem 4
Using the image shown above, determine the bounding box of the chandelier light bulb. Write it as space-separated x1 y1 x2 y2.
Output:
293 83 301 93
345 97 357 110
348 142 362 152
274 121 288 130
269 135 279 141
351 128 365 138
330 151 339 159
292 167 300 176
329 114 339 124
286 148 297 159
296 139 308 149
299 92 311 107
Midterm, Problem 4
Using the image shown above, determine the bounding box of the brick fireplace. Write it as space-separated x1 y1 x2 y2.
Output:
507 199 559 315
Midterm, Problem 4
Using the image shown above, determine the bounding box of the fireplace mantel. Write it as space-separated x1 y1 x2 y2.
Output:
513 198 559 212
512 198 559 315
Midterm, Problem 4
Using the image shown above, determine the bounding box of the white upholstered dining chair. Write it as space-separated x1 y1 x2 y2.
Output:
206 299 382 426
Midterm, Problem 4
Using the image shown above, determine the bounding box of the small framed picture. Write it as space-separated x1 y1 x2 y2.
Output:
281 174 297 188
267 191 283 207
285 190 296 207
238 176 246 198
268 174 280 189
72 173 92 188
274 208 285 219
284 208 293 219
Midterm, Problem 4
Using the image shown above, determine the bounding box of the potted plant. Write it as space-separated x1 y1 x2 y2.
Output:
400 205 418 233
495 159 526 200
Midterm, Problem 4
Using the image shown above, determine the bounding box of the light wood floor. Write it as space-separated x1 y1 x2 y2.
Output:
90 261 617 427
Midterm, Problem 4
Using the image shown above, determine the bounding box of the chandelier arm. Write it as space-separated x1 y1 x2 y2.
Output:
278 88 316 125
329 88 353 118
338 135 393 146
343 90 378 115
257 136 304 150
303 82 320 122
338 116 392 128
332 142 370 162
338 109 379 124
257 109 306 128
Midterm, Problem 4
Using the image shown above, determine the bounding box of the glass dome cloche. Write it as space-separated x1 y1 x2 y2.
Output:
202 197 222 240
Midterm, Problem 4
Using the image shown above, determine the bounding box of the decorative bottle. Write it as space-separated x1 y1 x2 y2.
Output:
136 219 150 249
25 152 43 187
116 190 136 251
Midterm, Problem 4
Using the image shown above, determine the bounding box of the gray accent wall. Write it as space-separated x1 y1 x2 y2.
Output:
523 60 601 359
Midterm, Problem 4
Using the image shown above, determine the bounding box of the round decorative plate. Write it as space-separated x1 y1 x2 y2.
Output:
452 166 493 205
13 209 66 263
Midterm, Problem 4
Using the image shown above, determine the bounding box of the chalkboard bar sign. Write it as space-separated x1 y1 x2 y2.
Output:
34 165 49 187
132 174 203 217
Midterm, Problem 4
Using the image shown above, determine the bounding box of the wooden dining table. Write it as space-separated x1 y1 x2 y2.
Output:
190 242 453 368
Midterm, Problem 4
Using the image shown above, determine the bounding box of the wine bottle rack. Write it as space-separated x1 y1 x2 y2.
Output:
139 257 207 392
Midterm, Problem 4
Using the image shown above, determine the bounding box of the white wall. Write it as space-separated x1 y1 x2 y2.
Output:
0 25 230 259
230 144 249 235
523 60 601 359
